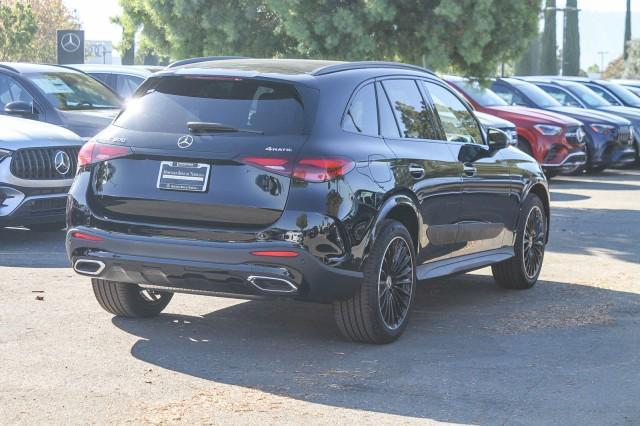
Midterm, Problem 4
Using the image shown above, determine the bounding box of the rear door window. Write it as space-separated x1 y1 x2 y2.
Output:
381 79 437 139
342 83 378 135
376 82 400 138
422 81 483 145
115 76 312 135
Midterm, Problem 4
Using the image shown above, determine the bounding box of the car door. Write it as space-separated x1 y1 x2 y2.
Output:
377 78 463 265
421 80 514 258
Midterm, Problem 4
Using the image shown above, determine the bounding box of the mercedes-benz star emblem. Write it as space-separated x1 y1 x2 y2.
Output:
60 33 81 53
54 151 71 176
177 135 194 149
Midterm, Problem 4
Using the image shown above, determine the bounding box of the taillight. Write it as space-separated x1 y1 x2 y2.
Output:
292 158 355 182
240 156 354 182
241 156 291 173
77 142 132 169
70 231 103 241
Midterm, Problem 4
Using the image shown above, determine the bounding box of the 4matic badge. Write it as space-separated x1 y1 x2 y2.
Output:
265 146 292 152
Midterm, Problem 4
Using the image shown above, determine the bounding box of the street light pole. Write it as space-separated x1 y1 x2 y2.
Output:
597 51 608 73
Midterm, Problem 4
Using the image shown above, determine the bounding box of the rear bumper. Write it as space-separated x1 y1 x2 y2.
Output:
66 226 362 303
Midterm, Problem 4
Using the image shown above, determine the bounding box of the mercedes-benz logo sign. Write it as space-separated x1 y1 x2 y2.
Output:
60 33 81 53
54 151 71 176
177 135 194 149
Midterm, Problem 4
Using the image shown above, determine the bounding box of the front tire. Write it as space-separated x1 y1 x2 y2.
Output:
492 194 547 289
91 279 173 317
334 220 416 344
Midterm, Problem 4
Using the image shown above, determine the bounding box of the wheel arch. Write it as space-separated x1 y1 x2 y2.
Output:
525 182 551 242
368 192 422 254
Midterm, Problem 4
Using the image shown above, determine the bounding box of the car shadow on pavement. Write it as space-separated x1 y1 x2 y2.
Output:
0 227 69 268
112 273 640 424
551 172 640 192
547 206 640 264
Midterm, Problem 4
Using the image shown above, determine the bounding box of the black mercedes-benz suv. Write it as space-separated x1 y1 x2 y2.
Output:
66 59 550 344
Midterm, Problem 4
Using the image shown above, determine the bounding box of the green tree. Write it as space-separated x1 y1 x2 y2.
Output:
623 39 640 78
269 0 541 77
0 2 37 61
624 0 632 59
118 0 540 78
4 0 80 63
562 0 580 76
540 0 557 75
117 0 295 60
515 35 541 76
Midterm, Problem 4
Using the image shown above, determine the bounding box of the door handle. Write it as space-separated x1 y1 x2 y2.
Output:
463 163 477 177
408 164 425 179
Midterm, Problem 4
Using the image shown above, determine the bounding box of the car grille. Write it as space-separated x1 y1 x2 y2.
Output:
618 126 632 145
10 147 79 180
565 125 585 145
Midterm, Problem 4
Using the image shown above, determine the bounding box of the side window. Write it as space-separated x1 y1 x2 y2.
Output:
423 81 483 145
0 74 34 110
90 73 111 85
117 75 144 98
382 79 437 139
540 85 581 107
492 84 527 106
588 85 620 105
376 82 400 138
342 83 378 135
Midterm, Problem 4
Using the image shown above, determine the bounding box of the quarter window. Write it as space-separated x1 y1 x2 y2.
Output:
422 81 483 144
382 79 436 139
376 82 400 138
342 83 378 135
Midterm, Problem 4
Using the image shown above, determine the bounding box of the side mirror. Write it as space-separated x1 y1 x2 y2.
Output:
4 101 39 119
487 128 509 151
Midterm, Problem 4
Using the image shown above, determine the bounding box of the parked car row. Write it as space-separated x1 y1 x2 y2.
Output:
4 57 640 343
3 59 640 233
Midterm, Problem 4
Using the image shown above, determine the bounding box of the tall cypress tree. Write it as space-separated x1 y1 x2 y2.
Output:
541 0 557 75
562 0 580 76
624 0 632 59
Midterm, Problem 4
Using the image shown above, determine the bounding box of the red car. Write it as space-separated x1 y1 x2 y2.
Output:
444 76 587 176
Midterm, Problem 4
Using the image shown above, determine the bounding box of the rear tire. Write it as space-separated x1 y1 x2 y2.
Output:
91 279 173 317
492 194 547 290
334 220 416 344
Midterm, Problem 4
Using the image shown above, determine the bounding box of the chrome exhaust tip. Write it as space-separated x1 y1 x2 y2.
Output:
73 259 106 276
247 275 298 294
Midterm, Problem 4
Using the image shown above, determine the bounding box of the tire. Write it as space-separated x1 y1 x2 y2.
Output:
28 222 65 232
91 279 173 317
492 194 547 290
334 220 416 344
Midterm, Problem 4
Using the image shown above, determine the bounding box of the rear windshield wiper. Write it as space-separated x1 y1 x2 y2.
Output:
187 122 264 135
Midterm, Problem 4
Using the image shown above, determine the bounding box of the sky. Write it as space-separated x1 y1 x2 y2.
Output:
63 0 640 70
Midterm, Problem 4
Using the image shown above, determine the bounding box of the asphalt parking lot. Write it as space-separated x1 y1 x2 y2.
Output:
1 169 639 425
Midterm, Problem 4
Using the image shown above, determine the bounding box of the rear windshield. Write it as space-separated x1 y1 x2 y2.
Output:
25 72 122 111
114 76 312 135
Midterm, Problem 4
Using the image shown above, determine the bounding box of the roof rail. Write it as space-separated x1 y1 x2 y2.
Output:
0 63 19 73
167 56 250 69
312 61 434 76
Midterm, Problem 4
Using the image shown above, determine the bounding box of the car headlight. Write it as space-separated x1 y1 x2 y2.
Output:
0 148 12 162
507 129 518 145
576 126 586 142
590 124 616 136
534 124 563 136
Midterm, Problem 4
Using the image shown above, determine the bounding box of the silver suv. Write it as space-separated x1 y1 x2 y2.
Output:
0 116 82 231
